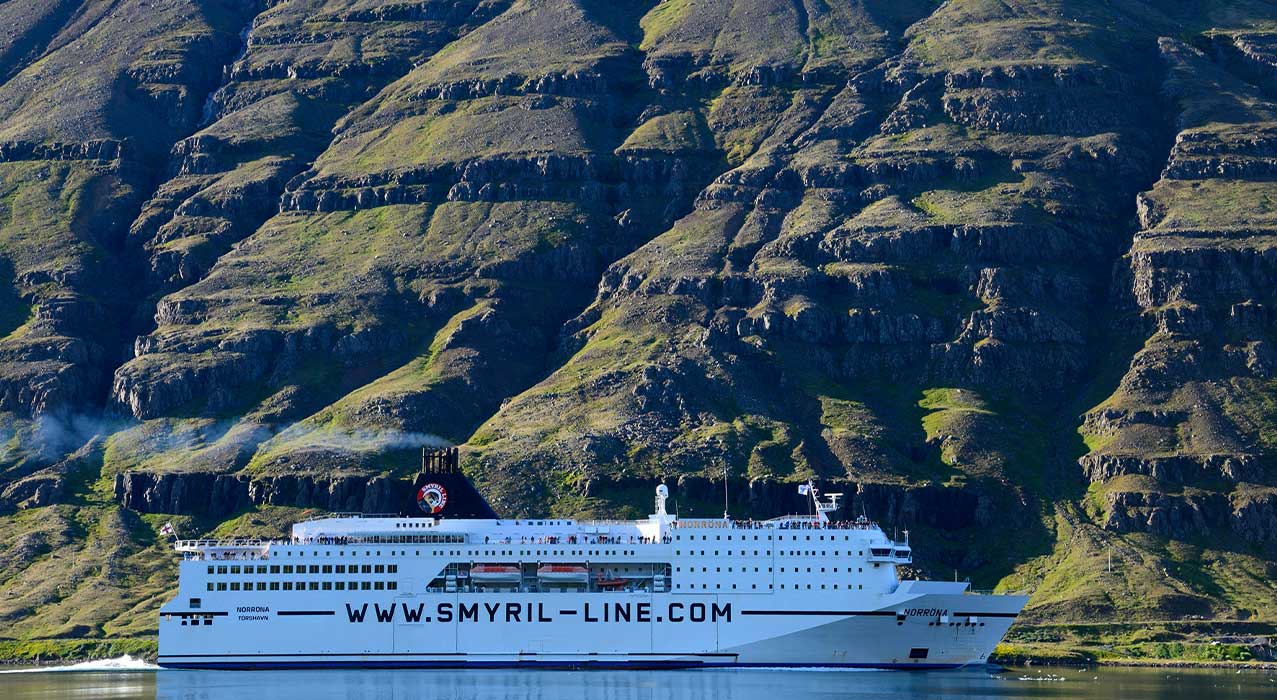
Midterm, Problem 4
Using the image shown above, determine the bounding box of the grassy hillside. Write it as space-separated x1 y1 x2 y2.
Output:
0 0 1274 660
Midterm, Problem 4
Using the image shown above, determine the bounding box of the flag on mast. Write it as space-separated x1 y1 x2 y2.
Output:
160 522 176 537
797 483 810 496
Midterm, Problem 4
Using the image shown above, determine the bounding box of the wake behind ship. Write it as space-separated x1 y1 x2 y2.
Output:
158 449 1027 669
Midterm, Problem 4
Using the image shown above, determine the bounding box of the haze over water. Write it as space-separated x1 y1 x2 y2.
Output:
1 666 1275 700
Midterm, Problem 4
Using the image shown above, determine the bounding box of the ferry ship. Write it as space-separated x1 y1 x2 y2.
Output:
157 449 1027 669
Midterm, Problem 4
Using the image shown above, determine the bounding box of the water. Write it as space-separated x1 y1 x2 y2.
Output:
0 664 1274 700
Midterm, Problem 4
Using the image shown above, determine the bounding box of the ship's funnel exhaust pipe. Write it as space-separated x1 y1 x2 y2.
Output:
422 446 460 474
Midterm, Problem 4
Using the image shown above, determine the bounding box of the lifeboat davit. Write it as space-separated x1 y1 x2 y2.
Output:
537 564 589 584
470 564 521 583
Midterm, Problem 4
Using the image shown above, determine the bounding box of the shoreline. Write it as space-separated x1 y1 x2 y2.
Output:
990 654 1277 671
0 648 1273 672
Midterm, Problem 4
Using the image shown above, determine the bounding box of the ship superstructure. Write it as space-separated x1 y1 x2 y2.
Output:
158 450 1027 669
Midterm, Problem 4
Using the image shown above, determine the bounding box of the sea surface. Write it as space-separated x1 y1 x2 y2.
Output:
1 660 1274 700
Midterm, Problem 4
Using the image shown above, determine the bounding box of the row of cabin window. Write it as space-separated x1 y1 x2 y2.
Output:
671 583 866 590
391 520 572 528
675 566 866 574
206 580 399 592
674 550 864 557
674 534 866 541
276 549 637 558
207 564 398 575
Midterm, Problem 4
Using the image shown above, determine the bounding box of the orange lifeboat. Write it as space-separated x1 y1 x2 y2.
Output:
536 564 589 584
470 564 522 584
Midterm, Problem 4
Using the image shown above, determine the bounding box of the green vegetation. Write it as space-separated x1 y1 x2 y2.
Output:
3 0 1277 665
639 0 693 50
0 638 157 663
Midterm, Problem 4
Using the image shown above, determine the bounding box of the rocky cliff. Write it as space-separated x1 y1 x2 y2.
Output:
0 0 1275 643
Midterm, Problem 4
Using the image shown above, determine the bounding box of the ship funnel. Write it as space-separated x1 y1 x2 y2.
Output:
404 447 498 520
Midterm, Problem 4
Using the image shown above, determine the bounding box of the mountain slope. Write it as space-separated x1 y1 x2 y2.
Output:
0 0 1275 648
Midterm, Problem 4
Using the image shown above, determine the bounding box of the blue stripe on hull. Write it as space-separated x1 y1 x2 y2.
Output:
158 659 967 671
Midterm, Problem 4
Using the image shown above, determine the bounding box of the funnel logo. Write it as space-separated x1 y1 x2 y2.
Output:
417 483 448 514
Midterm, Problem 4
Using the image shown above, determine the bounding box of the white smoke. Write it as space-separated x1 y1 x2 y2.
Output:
6 411 450 470
259 423 451 456
33 412 132 461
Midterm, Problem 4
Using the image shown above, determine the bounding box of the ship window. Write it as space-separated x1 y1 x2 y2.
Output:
207 583 214 591
207 566 214 574
270 565 280 574
190 598 202 608
322 565 332 574
362 565 372 574
309 565 320 574
256 582 266 591
217 582 227 591
283 565 294 574
388 582 397 590
349 581 358 589
270 582 280 590
230 566 241 574
909 648 929 659
230 582 241 591
322 582 332 590
295 581 305 590
217 566 228 574
375 565 385 573
335 582 345 590
307 582 318 590
281 581 292 591
336 565 346 574
361 582 371 590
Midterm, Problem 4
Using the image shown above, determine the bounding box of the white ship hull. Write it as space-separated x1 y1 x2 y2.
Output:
160 571 1023 669
159 472 1027 669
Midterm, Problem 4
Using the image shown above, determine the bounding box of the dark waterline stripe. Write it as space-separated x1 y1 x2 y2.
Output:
158 659 965 671
159 651 737 659
739 610 896 616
